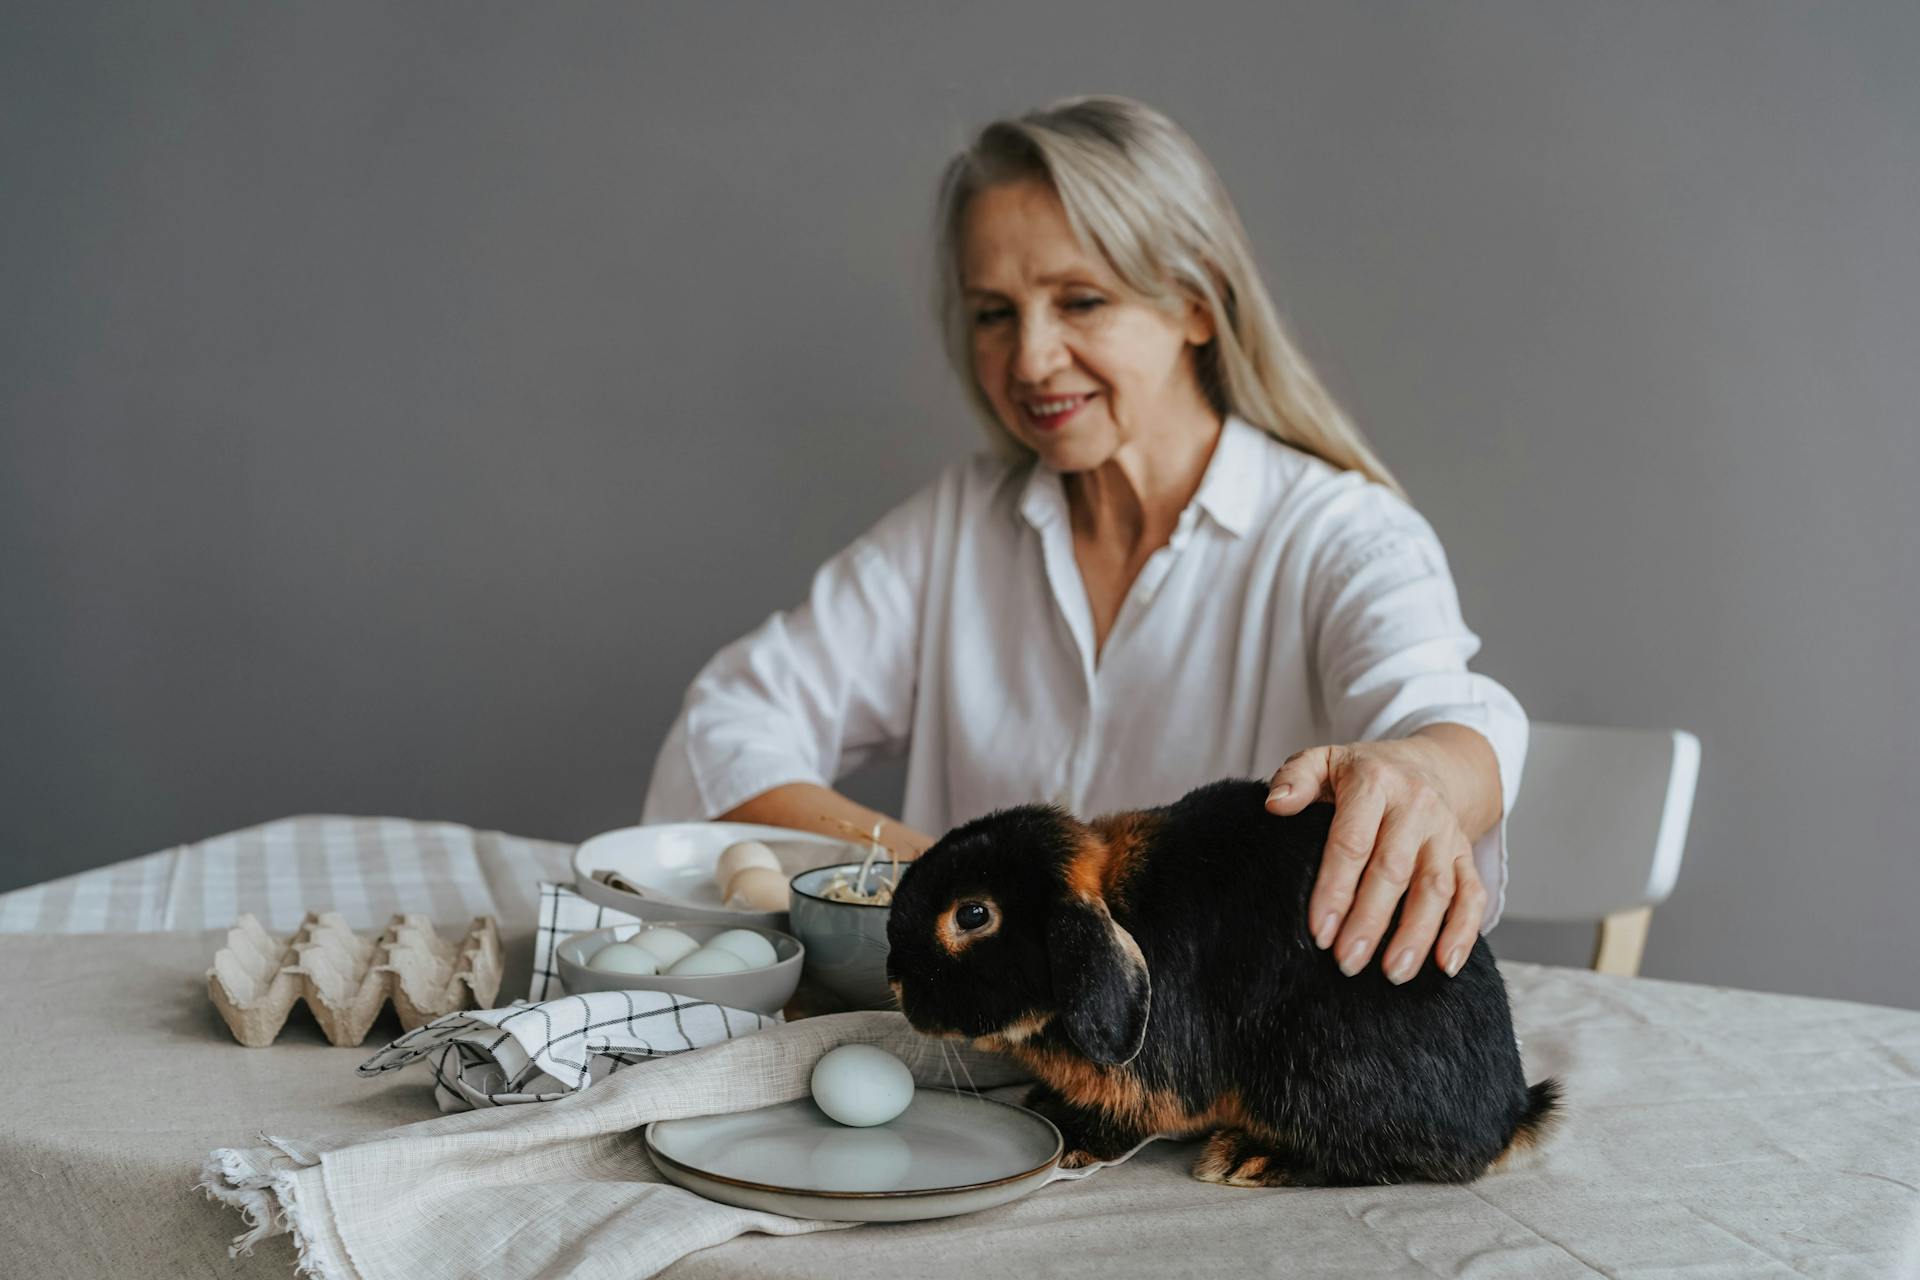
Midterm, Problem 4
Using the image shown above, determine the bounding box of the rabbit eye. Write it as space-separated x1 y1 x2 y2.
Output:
935 897 1001 955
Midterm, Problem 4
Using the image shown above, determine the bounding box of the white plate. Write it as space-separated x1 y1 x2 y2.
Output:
571 821 867 928
644 1089 1062 1222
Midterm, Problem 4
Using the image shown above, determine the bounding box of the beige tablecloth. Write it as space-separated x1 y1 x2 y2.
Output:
2 819 1917 1277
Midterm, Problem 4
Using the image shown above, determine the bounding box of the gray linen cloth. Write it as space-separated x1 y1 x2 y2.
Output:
201 1010 1134 1279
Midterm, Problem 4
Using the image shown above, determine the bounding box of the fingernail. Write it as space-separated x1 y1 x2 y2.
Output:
1338 937 1369 977
1445 947 1466 976
1314 912 1338 949
1267 785 1291 806
1387 948 1416 984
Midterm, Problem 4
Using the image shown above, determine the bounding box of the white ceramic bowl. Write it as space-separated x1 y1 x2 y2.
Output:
555 920 804 1015
572 822 868 930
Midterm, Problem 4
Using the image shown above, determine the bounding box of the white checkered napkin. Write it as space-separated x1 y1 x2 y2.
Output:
359 991 781 1111
529 879 644 1001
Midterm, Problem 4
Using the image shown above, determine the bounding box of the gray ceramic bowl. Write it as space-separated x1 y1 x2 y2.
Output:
787 863 899 1011
555 920 804 1016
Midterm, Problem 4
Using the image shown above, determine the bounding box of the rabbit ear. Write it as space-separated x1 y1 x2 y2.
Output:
1046 897 1152 1066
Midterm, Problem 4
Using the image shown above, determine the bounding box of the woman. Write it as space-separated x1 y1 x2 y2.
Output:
643 95 1526 985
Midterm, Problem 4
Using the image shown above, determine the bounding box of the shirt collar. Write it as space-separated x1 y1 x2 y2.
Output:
1017 413 1265 540
1193 414 1264 538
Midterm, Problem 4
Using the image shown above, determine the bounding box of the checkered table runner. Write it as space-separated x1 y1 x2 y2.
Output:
0 815 577 934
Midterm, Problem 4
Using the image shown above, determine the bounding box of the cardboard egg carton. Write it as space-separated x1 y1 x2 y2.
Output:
207 911 502 1048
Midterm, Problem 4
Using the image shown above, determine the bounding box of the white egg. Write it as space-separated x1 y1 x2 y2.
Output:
705 928 778 970
809 1044 915 1127
587 941 659 975
667 945 752 976
714 839 782 892
723 866 791 911
629 927 700 968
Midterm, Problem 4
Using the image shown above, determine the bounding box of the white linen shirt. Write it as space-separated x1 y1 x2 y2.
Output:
642 414 1528 928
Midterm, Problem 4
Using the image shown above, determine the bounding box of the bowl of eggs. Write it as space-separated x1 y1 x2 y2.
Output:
556 920 803 1015
571 822 866 930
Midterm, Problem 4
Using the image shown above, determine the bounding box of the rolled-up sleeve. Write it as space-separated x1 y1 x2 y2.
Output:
641 490 930 825
1308 489 1528 929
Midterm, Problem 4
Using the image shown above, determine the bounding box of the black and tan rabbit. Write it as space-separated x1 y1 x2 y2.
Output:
884 778 1561 1186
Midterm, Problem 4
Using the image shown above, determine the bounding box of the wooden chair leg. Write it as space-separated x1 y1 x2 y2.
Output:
1592 906 1652 976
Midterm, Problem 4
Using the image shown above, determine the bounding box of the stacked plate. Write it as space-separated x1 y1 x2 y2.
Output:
645 1089 1062 1222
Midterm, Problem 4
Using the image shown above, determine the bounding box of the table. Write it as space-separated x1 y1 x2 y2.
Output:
3 817 1917 1278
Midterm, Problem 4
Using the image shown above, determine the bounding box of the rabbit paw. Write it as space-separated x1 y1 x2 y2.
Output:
1191 1128 1313 1187
1025 1083 1146 1168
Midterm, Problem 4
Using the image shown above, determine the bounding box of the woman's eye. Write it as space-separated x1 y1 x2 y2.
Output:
971 299 1103 327
956 902 990 930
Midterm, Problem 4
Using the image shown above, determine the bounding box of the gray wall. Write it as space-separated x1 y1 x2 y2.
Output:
3 3 1915 1009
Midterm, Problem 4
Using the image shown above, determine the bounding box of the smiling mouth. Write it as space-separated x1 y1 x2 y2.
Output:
1022 392 1096 431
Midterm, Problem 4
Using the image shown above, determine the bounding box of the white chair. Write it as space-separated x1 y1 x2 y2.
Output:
1500 722 1701 977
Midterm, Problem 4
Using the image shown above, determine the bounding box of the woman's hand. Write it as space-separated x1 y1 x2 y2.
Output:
1263 731 1495 983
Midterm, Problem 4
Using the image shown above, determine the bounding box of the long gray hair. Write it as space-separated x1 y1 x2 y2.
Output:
933 94 1407 499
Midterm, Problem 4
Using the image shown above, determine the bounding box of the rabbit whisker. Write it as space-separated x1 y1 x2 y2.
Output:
950 1038 980 1096
938 1039 961 1096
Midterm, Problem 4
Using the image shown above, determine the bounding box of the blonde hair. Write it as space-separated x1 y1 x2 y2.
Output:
932 94 1407 500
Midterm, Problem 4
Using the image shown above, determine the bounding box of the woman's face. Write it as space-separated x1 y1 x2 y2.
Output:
961 179 1216 474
